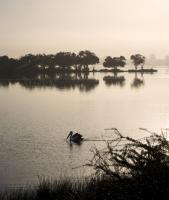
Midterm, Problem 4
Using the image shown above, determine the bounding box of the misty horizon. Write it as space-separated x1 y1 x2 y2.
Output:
1 0 169 58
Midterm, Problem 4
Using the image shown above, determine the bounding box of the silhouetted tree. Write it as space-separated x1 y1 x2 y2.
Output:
0 51 100 74
0 55 9 64
54 52 76 69
77 50 99 71
19 54 52 70
103 56 126 71
130 54 145 70
46 54 56 69
20 54 36 65
18 54 42 73
0 55 19 73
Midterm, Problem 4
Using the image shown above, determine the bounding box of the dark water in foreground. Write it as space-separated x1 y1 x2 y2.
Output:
0 66 169 186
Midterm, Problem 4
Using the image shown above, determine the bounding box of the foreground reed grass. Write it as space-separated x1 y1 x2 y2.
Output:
2 128 169 200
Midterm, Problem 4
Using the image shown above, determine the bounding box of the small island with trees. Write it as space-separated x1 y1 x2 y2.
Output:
0 51 157 76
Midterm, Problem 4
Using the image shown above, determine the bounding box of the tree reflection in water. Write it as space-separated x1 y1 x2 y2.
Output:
103 72 125 87
0 72 99 92
131 72 144 89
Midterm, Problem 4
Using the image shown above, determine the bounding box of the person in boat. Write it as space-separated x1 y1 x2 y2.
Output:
67 131 83 143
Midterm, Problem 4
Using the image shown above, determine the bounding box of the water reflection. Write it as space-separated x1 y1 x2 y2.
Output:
0 71 158 91
131 72 145 89
0 73 99 92
103 72 125 87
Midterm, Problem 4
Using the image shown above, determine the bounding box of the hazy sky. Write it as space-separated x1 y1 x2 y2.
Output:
0 0 169 58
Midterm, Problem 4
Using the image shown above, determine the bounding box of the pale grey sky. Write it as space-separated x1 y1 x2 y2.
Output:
0 0 169 58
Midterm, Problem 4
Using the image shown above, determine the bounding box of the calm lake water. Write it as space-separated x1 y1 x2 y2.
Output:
0 66 169 186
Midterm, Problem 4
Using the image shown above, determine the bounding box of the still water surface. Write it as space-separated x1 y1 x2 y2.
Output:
0 67 169 186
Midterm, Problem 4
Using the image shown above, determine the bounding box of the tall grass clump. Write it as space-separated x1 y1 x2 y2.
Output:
36 177 87 200
0 188 36 200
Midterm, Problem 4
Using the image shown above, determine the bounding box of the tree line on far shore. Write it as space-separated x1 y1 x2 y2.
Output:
0 50 145 74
